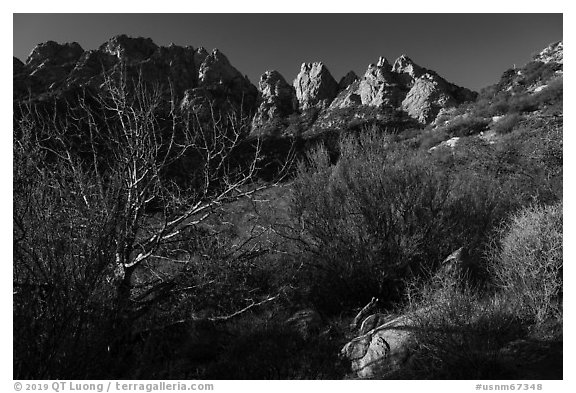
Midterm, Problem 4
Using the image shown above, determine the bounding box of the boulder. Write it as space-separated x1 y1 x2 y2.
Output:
293 62 339 110
359 313 396 336
341 313 416 378
350 297 379 331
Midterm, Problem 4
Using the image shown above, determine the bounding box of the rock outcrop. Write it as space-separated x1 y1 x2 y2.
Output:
14 35 258 114
26 40 84 70
401 76 455 123
194 47 209 67
357 57 404 108
328 54 476 124
65 49 117 87
197 49 253 92
359 313 392 335
180 48 257 111
293 62 339 110
99 34 158 62
23 41 85 91
14 36 479 134
533 41 563 64
252 70 297 129
350 297 380 331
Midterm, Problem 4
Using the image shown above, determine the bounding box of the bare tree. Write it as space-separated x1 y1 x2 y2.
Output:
14 67 275 330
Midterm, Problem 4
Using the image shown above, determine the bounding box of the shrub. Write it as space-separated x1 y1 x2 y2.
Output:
493 113 521 135
291 133 456 312
521 61 562 86
417 127 449 150
440 114 490 137
395 202 563 379
489 202 563 324
397 276 528 379
290 119 562 315
533 77 563 114
290 131 518 313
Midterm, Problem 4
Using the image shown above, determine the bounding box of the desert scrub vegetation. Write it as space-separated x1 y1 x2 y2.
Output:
290 115 562 316
394 202 562 379
13 50 562 379
291 133 453 313
492 113 521 135
489 202 563 325
397 276 528 379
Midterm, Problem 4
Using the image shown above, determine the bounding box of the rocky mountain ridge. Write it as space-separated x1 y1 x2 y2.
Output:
14 35 258 111
18 35 561 141
254 54 477 135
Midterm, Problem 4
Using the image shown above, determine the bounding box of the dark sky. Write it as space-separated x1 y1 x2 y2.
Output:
13 14 562 91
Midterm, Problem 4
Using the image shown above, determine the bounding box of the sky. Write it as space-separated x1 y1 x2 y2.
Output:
13 14 562 91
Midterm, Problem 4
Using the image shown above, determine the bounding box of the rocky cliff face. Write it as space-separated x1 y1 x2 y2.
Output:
180 48 258 111
253 53 476 134
99 35 158 62
293 62 339 110
22 41 85 92
356 57 404 108
252 70 297 129
14 35 478 137
327 55 476 124
15 35 257 113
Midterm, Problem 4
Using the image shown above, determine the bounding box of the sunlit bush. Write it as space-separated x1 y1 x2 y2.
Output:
489 202 563 324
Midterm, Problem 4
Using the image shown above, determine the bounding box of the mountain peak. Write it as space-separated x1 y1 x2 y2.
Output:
377 57 391 68
99 34 158 61
26 40 84 69
392 54 422 75
293 62 338 110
